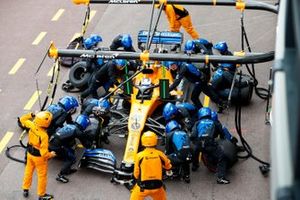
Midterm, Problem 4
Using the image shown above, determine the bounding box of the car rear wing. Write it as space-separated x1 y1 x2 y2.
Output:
138 30 183 45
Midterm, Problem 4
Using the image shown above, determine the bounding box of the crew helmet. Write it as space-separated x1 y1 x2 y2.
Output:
83 38 94 49
211 111 218 122
213 41 228 54
34 111 53 128
90 34 102 44
141 131 158 147
115 59 127 70
93 98 110 116
163 102 178 121
184 40 196 53
75 114 90 130
58 96 79 112
197 38 210 46
165 120 181 134
166 61 179 69
198 107 212 120
121 34 132 48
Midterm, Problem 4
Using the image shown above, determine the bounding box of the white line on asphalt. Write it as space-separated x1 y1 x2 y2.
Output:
24 90 42 110
51 9 65 21
0 132 14 154
8 58 26 75
32 32 47 45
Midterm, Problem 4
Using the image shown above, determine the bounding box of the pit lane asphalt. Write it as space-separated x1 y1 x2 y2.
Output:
0 1 276 199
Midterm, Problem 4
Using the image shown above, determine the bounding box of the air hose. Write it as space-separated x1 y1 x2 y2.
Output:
234 70 270 176
5 130 27 164
240 11 271 101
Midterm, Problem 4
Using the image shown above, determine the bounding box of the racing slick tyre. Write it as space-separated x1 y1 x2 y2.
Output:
219 74 254 105
235 74 254 105
69 61 91 88
201 139 238 173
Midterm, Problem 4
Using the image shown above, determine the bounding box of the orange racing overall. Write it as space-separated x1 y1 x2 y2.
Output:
20 113 55 197
130 148 172 200
164 4 200 39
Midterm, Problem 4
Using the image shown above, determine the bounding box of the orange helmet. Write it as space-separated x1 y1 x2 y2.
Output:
141 131 158 147
34 111 53 128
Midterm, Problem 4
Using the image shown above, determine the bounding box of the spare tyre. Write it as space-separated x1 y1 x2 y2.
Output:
201 139 238 172
69 61 91 88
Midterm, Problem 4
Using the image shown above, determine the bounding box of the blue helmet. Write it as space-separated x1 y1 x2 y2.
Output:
165 120 181 134
198 107 212 119
114 59 127 70
90 34 102 44
184 40 195 53
98 98 110 108
213 41 228 54
211 111 218 122
197 38 210 46
163 102 178 121
121 34 132 48
75 114 90 130
166 61 180 69
83 38 94 49
220 63 236 71
176 102 196 112
58 96 79 112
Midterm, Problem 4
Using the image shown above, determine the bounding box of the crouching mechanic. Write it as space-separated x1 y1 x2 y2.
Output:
110 34 136 52
80 59 127 101
81 98 111 145
130 131 172 200
20 111 56 200
165 120 193 183
163 102 197 131
190 107 231 184
46 96 79 136
211 41 237 100
167 61 225 111
17 96 78 136
49 114 92 183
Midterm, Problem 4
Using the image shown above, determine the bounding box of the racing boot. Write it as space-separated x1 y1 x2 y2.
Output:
23 189 29 198
38 193 53 200
216 177 230 184
56 174 69 183
101 132 110 144
170 44 180 52
191 164 199 172
218 100 228 113
184 175 191 183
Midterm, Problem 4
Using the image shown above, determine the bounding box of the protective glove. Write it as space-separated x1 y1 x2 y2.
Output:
231 136 238 145
166 170 173 177
31 112 36 118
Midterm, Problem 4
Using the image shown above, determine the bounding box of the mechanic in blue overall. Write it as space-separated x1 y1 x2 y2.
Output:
49 114 92 183
165 120 193 183
81 98 111 144
110 34 136 52
83 34 105 71
80 59 127 101
190 107 231 184
45 96 79 136
167 61 224 111
210 41 237 100
162 102 197 131
184 38 213 55
180 38 214 102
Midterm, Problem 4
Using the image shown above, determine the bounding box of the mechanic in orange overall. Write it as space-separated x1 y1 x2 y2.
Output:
20 111 56 200
130 131 172 200
157 4 200 39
